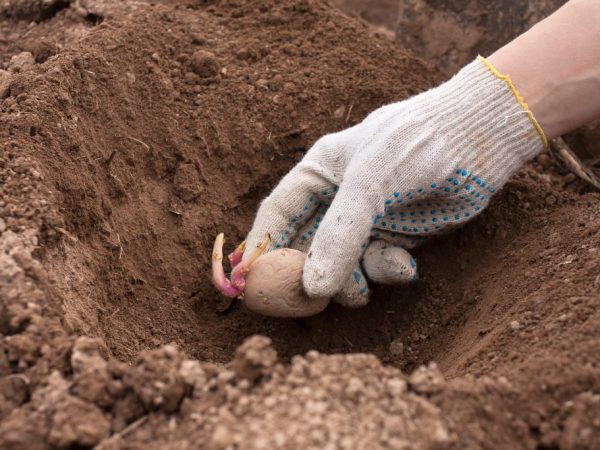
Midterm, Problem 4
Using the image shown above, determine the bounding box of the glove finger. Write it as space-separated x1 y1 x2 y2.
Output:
333 264 371 308
362 240 418 285
243 162 337 260
303 181 376 298
244 129 358 260
288 210 370 307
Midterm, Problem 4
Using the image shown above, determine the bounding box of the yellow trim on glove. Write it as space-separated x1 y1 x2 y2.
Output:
477 55 548 148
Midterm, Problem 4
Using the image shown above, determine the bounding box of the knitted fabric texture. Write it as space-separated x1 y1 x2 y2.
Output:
244 57 545 303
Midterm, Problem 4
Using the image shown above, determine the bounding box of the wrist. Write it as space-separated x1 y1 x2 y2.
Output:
488 0 600 139
488 47 564 141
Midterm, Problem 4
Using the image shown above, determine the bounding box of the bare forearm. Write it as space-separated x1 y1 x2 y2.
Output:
488 0 600 140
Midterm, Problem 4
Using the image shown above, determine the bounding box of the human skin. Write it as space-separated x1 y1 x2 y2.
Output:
488 0 600 140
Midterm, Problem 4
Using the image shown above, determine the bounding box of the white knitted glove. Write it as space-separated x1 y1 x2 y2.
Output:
245 57 546 306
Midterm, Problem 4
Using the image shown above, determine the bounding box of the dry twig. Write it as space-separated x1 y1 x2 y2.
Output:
550 137 600 190
116 233 124 259
117 415 148 438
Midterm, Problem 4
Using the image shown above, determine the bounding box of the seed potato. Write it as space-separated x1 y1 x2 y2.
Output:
243 248 330 317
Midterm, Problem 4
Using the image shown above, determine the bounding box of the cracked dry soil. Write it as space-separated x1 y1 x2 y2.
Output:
1 0 599 449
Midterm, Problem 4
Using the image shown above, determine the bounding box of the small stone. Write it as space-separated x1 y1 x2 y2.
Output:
255 78 269 90
283 82 296 92
179 360 206 389
509 320 521 330
0 218 6 233
8 52 35 73
306 350 320 361
71 337 106 373
545 195 557 205
125 72 136 85
184 71 199 82
389 338 404 357
236 48 255 61
268 74 283 91
281 43 299 56
408 362 444 394
333 106 345 119
191 33 206 45
190 50 220 78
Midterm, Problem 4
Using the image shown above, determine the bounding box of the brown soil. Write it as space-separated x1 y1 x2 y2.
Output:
332 0 399 31
395 0 566 75
1 1 599 449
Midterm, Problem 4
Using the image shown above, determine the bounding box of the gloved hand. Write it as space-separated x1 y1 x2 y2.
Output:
244 56 547 306
287 214 418 307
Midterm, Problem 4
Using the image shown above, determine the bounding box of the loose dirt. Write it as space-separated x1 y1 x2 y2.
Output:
394 0 566 75
332 0 399 32
1 0 599 449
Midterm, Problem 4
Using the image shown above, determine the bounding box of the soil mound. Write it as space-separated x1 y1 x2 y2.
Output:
0 0 599 449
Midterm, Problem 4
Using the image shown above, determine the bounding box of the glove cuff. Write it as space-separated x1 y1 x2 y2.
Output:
476 55 548 148
422 56 547 190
